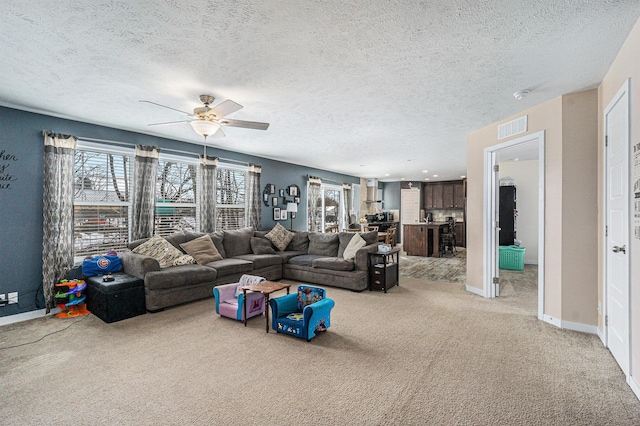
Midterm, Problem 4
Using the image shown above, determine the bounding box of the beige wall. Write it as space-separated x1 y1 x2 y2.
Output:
598 16 640 382
466 90 598 325
561 89 599 325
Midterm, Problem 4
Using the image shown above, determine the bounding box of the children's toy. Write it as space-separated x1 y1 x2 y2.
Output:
54 279 90 318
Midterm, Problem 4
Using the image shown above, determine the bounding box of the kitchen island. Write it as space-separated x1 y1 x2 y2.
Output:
403 222 450 257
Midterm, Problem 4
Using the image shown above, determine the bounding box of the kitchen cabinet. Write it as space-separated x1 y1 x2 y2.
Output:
455 222 465 247
453 181 465 208
403 224 427 256
423 180 465 209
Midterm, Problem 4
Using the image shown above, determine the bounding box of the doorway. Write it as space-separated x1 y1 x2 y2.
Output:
483 131 546 320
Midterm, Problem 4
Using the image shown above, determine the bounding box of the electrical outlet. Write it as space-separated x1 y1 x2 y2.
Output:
8 292 17 304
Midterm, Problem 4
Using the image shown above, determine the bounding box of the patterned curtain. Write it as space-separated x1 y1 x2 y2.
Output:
42 131 77 312
247 163 262 230
307 176 322 232
343 183 352 228
131 145 160 240
199 155 218 233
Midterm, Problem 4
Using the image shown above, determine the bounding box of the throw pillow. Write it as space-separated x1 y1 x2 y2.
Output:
171 254 196 266
265 223 295 251
308 233 339 257
251 237 276 255
132 235 185 268
343 233 367 260
180 234 223 265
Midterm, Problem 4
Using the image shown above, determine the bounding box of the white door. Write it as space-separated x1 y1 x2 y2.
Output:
401 189 420 224
605 80 630 375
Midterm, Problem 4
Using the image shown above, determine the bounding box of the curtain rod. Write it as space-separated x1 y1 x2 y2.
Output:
75 136 249 166
306 174 345 185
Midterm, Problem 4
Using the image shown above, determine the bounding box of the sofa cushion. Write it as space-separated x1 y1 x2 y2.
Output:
164 231 203 253
250 237 276 255
180 234 223 265
235 254 283 270
128 237 150 251
286 231 310 252
132 235 192 268
207 231 226 258
360 231 379 246
288 254 327 267
312 257 355 271
337 232 356 258
342 233 367 260
204 258 253 277
275 251 308 263
144 264 218 290
222 227 254 258
308 233 339 257
265 223 295 251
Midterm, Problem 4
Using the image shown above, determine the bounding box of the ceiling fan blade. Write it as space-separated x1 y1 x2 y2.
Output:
147 120 193 126
220 119 270 130
139 100 192 116
210 99 243 118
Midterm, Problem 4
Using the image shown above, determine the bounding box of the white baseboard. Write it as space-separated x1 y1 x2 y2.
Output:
465 285 485 297
597 327 606 345
561 319 598 335
629 375 640 402
543 314 561 328
0 308 59 326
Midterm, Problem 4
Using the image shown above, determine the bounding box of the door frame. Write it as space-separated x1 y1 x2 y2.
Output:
603 78 631 376
483 130 546 320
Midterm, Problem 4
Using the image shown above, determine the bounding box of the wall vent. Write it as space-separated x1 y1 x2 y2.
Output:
498 115 527 140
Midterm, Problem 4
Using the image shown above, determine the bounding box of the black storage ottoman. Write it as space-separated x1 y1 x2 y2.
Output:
85 272 146 323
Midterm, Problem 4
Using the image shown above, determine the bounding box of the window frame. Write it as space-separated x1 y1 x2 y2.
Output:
73 141 134 260
154 153 200 236
215 162 248 230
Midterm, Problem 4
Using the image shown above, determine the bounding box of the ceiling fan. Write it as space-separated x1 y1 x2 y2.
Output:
140 94 269 139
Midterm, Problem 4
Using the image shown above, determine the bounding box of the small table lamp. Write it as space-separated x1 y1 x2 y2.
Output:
286 202 298 230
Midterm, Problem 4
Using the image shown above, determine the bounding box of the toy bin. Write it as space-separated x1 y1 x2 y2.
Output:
499 246 526 271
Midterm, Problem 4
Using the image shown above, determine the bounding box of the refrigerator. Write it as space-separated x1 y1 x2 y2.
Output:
499 185 516 246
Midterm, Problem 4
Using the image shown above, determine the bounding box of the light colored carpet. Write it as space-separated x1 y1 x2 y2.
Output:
1 275 639 425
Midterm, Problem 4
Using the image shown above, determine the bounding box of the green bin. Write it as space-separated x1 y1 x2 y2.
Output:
499 246 526 270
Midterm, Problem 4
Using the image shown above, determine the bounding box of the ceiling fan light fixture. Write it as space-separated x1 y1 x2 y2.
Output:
190 120 220 137
513 90 530 100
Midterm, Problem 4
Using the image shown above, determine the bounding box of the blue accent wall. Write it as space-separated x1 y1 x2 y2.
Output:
0 106 358 317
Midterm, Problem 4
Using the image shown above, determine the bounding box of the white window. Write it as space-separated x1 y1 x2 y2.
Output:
73 143 133 259
155 155 199 236
216 164 247 230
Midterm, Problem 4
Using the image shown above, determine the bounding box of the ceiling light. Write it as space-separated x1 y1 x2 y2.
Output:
513 90 529 100
433 174 438 177
190 120 220 137
422 170 428 173
424 178 429 180
461 175 466 178
401 178 405 180
385 173 390 176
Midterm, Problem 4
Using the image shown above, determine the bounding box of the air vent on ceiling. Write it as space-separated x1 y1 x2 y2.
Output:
498 115 527 140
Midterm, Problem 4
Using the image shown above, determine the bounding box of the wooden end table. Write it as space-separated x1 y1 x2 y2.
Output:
242 281 291 333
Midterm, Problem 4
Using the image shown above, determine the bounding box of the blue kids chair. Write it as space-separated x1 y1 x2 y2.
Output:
269 285 334 341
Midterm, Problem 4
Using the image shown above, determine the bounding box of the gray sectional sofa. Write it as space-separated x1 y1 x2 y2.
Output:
120 227 379 311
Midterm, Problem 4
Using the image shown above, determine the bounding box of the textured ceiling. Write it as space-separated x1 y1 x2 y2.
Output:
1 1 639 181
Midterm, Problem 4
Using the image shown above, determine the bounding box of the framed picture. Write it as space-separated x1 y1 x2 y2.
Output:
272 197 278 206
291 212 296 219
273 207 280 221
287 184 300 197
294 196 300 204
269 184 276 194
280 209 288 220
279 189 285 197
263 193 269 206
